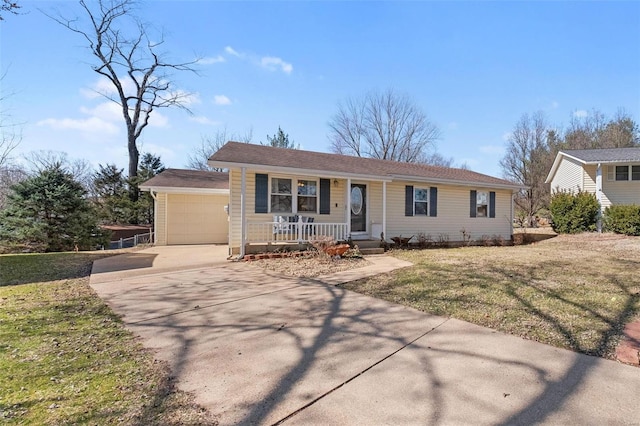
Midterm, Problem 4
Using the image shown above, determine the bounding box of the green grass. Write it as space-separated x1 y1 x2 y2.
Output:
0 252 215 425
341 234 640 359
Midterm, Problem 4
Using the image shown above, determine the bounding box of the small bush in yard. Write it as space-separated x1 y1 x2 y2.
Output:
550 190 599 234
603 205 640 236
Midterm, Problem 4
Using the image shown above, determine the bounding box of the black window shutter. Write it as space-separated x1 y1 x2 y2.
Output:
405 185 414 216
255 173 268 213
470 190 477 218
319 178 330 214
489 191 496 218
429 187 438 217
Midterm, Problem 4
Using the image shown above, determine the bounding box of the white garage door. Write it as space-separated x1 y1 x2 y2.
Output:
167 194 228 245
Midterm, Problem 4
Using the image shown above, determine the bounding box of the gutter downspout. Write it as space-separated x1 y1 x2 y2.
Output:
240 167 247 258
382 181 387 242
596 163 602 233
149 190 158 244
346 178 352 239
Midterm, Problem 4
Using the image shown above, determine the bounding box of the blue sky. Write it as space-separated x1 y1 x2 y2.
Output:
2 1 639 177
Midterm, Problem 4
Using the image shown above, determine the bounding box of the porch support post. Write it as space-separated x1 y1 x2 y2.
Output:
240 167 247 257
346 178 351 239
382 181 387 241
596 163 602 232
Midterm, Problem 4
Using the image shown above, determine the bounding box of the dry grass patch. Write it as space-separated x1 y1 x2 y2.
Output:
252 252 370 278
0 252 216 425
340 233 640 359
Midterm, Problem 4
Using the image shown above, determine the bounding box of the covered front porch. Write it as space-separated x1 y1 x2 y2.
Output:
231 168 390 256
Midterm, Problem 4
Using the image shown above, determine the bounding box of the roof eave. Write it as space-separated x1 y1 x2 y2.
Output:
390 174 525 191
208 160 394 182
139 185 229 195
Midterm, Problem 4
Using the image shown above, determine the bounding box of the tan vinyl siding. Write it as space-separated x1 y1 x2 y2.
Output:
229 170 347 253
386 181 513 242
155 192 167 245
367 181 384 226
550 157 584 193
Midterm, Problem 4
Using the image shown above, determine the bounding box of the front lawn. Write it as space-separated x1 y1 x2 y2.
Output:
341 233 640 359
0 252 215 424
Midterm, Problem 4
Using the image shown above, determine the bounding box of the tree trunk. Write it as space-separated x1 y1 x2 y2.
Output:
128 130 139 204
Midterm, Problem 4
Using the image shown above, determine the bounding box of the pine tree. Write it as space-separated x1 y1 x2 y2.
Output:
0 165 105 252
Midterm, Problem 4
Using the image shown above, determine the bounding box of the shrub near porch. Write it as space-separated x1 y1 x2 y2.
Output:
341 233 640 359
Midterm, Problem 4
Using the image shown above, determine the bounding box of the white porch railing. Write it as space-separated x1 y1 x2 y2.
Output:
246 220 348 244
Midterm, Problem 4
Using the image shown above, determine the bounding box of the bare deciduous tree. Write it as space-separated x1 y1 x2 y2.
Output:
500 111 553 227
564 109 639 149
186 127 253 172
23 150 94 193
329 89 441 163
1 0 20 20
48 0 198 200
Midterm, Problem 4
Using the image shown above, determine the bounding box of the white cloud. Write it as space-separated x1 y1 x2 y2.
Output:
189 116 220 125
479 145 505 155
550 100 559 109
199 55 226 65
37 117 119 134
148 111 168 128
260 56 293 74
80 102 122 122
214 95 232 106
447 121 459 130
574 110 588 118
224 46 293 75
225 46 241 57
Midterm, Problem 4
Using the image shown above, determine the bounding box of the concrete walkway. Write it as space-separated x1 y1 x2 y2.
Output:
90 246 640 426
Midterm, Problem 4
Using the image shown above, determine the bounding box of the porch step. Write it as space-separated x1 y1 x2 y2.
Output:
351 239 383 249
359 247 385 255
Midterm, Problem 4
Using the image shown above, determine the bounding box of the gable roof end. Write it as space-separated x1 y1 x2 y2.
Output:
139 168 229 194
545 148 640 183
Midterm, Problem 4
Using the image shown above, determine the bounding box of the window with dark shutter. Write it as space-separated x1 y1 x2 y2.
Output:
405 186 414 216
470 190 477 218
489 191 496 218
429 187 438 217
319 179 330 214
255 173 268 213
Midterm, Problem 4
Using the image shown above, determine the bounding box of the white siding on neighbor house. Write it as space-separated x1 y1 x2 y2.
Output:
228 169 348 253
550 157 584 193
601 179 640 209
155 193 167 245
385 181 513 242
583 164 597 195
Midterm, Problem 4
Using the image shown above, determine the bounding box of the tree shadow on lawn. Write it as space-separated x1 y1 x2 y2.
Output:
0 252 116 287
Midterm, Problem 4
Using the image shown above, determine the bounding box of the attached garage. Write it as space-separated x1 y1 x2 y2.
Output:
166 193 228 244
140 169 230 246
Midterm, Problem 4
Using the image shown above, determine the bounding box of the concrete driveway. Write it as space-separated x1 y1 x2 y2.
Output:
90 246 639 425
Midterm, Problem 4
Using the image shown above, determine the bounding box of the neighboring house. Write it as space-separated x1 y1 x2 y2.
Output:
140 168 230 245
209 142 523 256
545 148 640 211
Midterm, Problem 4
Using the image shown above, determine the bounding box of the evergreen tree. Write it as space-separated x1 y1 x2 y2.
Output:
92 164 132 224
0 165 105 252
264 126 298 149
134 153 165 224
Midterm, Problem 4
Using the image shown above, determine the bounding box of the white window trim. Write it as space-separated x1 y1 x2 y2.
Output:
413 187 430 216
608 164 640 182
269 175 319 214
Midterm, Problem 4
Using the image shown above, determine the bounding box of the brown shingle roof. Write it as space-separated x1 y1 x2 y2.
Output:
140 169 229 190
209 142 520 189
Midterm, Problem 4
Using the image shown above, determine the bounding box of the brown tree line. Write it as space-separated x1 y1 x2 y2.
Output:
500 110 639 226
